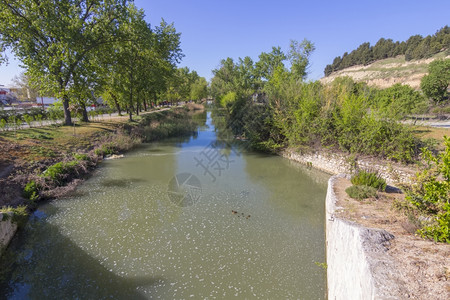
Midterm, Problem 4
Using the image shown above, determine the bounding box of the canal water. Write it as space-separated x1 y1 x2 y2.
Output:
1 111 330 299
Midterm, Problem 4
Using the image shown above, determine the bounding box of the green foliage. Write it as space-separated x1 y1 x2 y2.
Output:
268 78 420 162
418 208 449 243
140 110 197 142
30 145 56 157
220 92 237 109
35 114 43 126
324 26 450 76
42 161 80 185
94 143 117 157
99 12 183 121
345 185 378 200
374 84 428 118
73 153 89 161
406 136 450 243
23 181 40 201
212 46 421 163
0 0 132 126
0 206 29 228
0 118 6 131
420 59 450 104
47 103 64 121
351 170 387 191
23 114 34 127
190 77 208 101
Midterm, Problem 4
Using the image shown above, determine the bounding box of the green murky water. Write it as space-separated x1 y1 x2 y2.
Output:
1 111 329 299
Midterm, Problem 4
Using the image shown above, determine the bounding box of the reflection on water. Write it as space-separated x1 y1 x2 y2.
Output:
1 111 329 299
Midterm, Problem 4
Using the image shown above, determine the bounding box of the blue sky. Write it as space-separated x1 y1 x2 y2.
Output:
1 0 449 85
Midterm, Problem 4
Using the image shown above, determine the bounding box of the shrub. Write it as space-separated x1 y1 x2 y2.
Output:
0 118 6 131
345 185 378 200
35 114 43 126
47 103 64 121
23 114 34 127
406 136 450 243
73 153 89 161
42 160 80 184
94 143 116 157
351 170 387 191
23 180 41 201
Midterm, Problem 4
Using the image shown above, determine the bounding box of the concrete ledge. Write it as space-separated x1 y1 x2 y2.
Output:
0 212 18 256
326 174 404 299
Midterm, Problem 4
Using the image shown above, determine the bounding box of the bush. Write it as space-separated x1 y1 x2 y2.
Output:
23 114 34 127
0 118 6 131
47 103 64 121
345 185 378 200
351 170 387 191
94 143 116 157
374 84 427 119
23 180 41 201
406 136 450 243
42 160 80 184
73 153 89 161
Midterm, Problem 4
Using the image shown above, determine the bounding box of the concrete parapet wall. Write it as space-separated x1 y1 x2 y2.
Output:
325 175 404 299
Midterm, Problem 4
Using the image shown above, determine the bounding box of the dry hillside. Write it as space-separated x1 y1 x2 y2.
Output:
320 52 450 89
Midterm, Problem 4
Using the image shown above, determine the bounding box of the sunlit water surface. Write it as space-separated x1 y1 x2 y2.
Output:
1 111 330 299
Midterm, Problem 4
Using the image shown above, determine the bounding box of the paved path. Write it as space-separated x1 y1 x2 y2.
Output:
0 107 174 131
403 117 450 128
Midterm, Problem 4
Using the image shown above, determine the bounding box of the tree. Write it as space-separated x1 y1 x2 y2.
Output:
287 39 315 81
0 0 129 125
421 59 450 104
98 7 182 120
190 77 208 101
255 47 286 81
375 84 427 119
211 58 238 101
12 72 39 101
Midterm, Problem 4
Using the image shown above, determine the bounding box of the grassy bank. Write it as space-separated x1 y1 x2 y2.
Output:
0 107 198 216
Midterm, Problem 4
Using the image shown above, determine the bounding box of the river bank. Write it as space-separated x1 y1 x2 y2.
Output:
283 147 449 299
0 106 200 255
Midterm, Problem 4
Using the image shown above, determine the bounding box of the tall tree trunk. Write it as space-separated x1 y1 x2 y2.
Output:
80 103 89 122
143 98 147 111
129 85 133 121
110 92 121 116
62 96 72 126
136 96 140 115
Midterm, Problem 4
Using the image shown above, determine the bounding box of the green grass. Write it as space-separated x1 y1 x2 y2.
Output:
351 170 387 191
345 185 378 200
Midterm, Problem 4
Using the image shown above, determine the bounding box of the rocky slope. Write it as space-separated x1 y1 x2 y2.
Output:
320 52 450 89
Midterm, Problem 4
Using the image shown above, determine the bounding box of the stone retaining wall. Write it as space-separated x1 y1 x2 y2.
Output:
282 149 414 185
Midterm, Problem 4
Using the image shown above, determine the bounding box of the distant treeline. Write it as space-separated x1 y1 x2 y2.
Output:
324 26 450 76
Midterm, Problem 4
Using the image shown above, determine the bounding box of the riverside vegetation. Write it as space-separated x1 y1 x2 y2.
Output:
210 36 449 242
